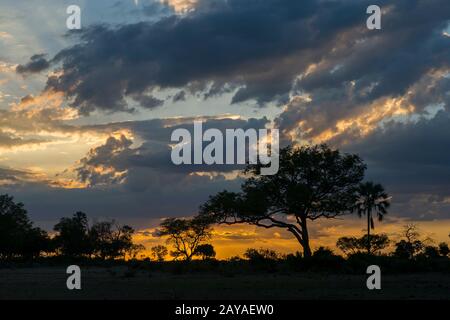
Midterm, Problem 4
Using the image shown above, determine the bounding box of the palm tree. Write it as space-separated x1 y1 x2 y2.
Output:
354 182 391 254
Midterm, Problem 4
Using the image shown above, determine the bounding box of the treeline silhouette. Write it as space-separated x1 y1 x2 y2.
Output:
0 194 142 262
1 193 449 275
0 143 449 274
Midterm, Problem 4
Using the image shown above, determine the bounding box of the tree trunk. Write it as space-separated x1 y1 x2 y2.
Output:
367 208 371 254
300 217 312 258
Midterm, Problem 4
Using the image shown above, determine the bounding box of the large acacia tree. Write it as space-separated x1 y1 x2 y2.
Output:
199 144 366 257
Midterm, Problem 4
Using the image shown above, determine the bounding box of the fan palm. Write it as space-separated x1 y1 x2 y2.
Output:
355 182 391 254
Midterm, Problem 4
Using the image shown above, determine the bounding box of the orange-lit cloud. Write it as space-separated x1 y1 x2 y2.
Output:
1 91 137 188
10 90 77 120
310 96 414 144
0 31 12 39
283 94 415 146
161 0 198 13
283 68 450 146
189 170 242 181
0 61 17 74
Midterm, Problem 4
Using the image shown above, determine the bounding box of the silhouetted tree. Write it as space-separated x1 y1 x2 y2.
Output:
393 240 416 259
126 244 146 259
1 196 143 262
151 245 168 262
156 217 212 261
423 246 440 259
195 244 216 260
336 234 390 256
0 194 50 260
244 248 279 261
438 242 449 257
360 234 390 255
114 225 135 259
199 145 366 257
336 237 361 256
354 182 390 254
403 224 420 243
312 247 336 258
22 227 52 259
393 224 426 259
53 212 92 257
89 221 135 260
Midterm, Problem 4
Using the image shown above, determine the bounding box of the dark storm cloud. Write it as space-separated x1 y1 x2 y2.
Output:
18 0 383 114
172 90 186 102
347 110 450 193
130 94 164 109
130 116 269 176
75 135 134 187
75 116 269 189
277 70 450 145
342 109 450 219
16 54 50 74
274 0 450 142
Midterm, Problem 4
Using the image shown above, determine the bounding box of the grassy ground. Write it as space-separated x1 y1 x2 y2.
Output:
0 267 449 299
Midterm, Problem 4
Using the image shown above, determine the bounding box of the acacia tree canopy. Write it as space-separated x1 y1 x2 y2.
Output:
151 245 168 262
337 234 390 256
195 244 216 260
89 221 135 260
199 144 366 257
156 216 212 261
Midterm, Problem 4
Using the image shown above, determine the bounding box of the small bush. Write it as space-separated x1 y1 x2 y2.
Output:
243 248 280 272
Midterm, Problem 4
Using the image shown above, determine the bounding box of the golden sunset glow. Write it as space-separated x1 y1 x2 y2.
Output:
132 218 450 260
1 0 449 265
161 0 197 13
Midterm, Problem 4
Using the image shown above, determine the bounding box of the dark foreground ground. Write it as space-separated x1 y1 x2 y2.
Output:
0 267 449 299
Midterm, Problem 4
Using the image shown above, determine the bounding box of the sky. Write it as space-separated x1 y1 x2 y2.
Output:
0 0 449 258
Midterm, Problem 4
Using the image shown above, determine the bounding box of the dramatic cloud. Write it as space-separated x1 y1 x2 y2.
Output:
16 54 50 74
18 0 389 114
0 130 47 149
3 0 450 234
340 109 450 220
347 110 450 194
160 0 198 13
72 116 269 188
0 167 46 186
276 1 450 144
75 135 133 187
